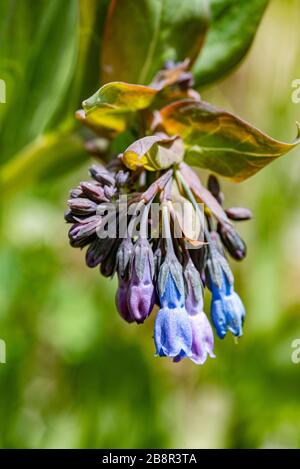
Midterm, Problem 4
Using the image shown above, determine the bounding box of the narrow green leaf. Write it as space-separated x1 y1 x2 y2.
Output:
193 0 269 87
161 100 300 181
101 0 209 85
0 0 79 162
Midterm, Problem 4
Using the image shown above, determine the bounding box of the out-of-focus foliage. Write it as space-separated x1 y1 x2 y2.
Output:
192 0 269 86
101 0 209 84
0 0 268 194
1 0 300 449
0 0 110 190
0 0 78 161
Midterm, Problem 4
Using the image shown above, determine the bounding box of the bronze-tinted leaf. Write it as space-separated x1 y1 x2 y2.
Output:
122 134 184 171
77 81 158 133
161 99 300 181
101 0 209 85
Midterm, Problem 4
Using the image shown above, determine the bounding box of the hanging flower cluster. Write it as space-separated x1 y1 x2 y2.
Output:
65 61 299 364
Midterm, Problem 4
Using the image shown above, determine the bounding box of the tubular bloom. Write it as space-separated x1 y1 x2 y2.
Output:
154 256 192 360
64 60 299 365
207 247 245 339
184 259 215 364
127 238 156 324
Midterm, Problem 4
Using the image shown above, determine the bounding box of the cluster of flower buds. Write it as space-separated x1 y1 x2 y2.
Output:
65 61 256 365
65 156 251 364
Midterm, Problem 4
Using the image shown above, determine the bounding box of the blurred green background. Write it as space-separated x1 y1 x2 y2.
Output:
1 0 300 449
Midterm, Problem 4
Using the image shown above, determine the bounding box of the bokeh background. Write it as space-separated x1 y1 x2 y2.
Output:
1 0 300 448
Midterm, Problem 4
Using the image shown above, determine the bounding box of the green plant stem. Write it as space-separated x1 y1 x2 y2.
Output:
1 124 85 196
176 169 212 252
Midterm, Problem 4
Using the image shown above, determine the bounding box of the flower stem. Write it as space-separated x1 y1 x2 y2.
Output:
176 170 213 253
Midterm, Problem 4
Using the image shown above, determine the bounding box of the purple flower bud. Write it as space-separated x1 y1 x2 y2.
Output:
116 238 134 277
69 187 83 198
80 182 109 203
189 246 207 285
103 184 116 200
127 239 155 323
184 258 204 315
116 275 134 323
225 207 253 221
89 165 115 186
207 174 224 205
68 217 100 247
67 198 97 216
115 170 130 187
64 209 76 223
188 312 215 364
85 238 108 267
180 258 215 364
217 222 247 261
100 239 121 278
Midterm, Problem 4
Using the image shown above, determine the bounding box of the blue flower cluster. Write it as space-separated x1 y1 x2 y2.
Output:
154 254 215 364
154 244 245 364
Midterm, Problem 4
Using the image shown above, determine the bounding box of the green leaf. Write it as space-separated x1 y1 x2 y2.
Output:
0 0 79 162
66 0 111 113
122 134 184 171
161 100 300 181
193 0 269 87
77 81 158 133
101 0 209 85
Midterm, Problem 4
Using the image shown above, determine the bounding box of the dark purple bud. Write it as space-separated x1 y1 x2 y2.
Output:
85 239 107 267
64 209 76 223
72 214 100 225
115 170 129 187
104 185 116 200
177 71 194 90
127 239 155 324
68 217 100 248
225 207 253 221
217 222 247 261
89 165 115 186
100 239 121 278
68 198 97 216
189 246 207 280
70 187 83 198
116 275 134 323
207 174 224 205
80 182 109 203
116 238 134 278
